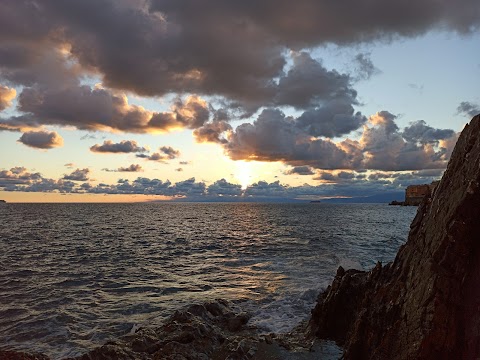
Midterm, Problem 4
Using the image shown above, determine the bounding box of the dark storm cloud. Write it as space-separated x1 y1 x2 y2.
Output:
18 130 64 149
90 140 148 154
284 166 315 176
63 168 90 181
457 101 480 117
1 0 477 122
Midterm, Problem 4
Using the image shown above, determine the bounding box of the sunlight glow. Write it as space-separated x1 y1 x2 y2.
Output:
235 161 253 190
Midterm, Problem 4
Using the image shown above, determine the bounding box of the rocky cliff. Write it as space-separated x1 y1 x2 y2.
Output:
308 114 480 359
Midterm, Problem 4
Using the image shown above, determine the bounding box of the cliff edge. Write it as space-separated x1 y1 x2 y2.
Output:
308 114 480 359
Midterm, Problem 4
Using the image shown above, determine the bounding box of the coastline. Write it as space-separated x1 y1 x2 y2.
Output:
2 115 479 359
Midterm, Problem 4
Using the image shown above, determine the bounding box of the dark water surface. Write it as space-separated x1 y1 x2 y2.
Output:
0 203 416 358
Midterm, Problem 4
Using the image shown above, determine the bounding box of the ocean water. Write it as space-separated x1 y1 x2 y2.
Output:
0 203 417 359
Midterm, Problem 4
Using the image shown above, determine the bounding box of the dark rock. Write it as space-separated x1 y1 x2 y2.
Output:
66 300 260 360
0 350 50 360
308 115 480 359
226 313 250 332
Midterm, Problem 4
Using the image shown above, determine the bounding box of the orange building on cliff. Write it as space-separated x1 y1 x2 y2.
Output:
404 181 439 205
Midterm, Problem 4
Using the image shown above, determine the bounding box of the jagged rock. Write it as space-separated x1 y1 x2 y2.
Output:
70 299 259 360
308 114 480 359
2 298 320 360
0 350 49 360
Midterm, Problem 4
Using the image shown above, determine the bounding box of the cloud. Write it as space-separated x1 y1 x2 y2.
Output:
63 168 90 181
0 85 16 111
273 52 357 109
408 83 424 93
118 164 142 172
360 112 457 171
313 170 357 183
90 140 148 153
29 0 476 101
1 0 476 128
18 130 64 149
225 108 361 169
104 164 143 172
354 53 381 81
457 101 480 117
64 163 75 168
0 0 473 185
295 101 367 138
285 166 315 175
243 180 289 198
0 167 42 187
0 166 443 201
159 146 180 159
2 84 211 133
0 167 76 193
402 120 455 144
136 146 180 162
224 109 457 171
173 96 210 129
193 121 232 144
207 179 243 196
80 133 98 140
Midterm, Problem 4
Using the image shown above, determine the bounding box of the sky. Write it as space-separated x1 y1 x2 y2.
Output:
0 0 479 202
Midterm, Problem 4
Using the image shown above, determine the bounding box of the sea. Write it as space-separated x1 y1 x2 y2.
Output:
0 203 417 359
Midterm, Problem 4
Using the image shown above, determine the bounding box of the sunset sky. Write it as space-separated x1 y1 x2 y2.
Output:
0 0 479 202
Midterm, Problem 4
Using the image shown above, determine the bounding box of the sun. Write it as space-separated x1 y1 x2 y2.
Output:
234 161 253 190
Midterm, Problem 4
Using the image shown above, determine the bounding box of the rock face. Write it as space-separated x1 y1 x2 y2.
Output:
71 299 257 360
308 114 480 359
